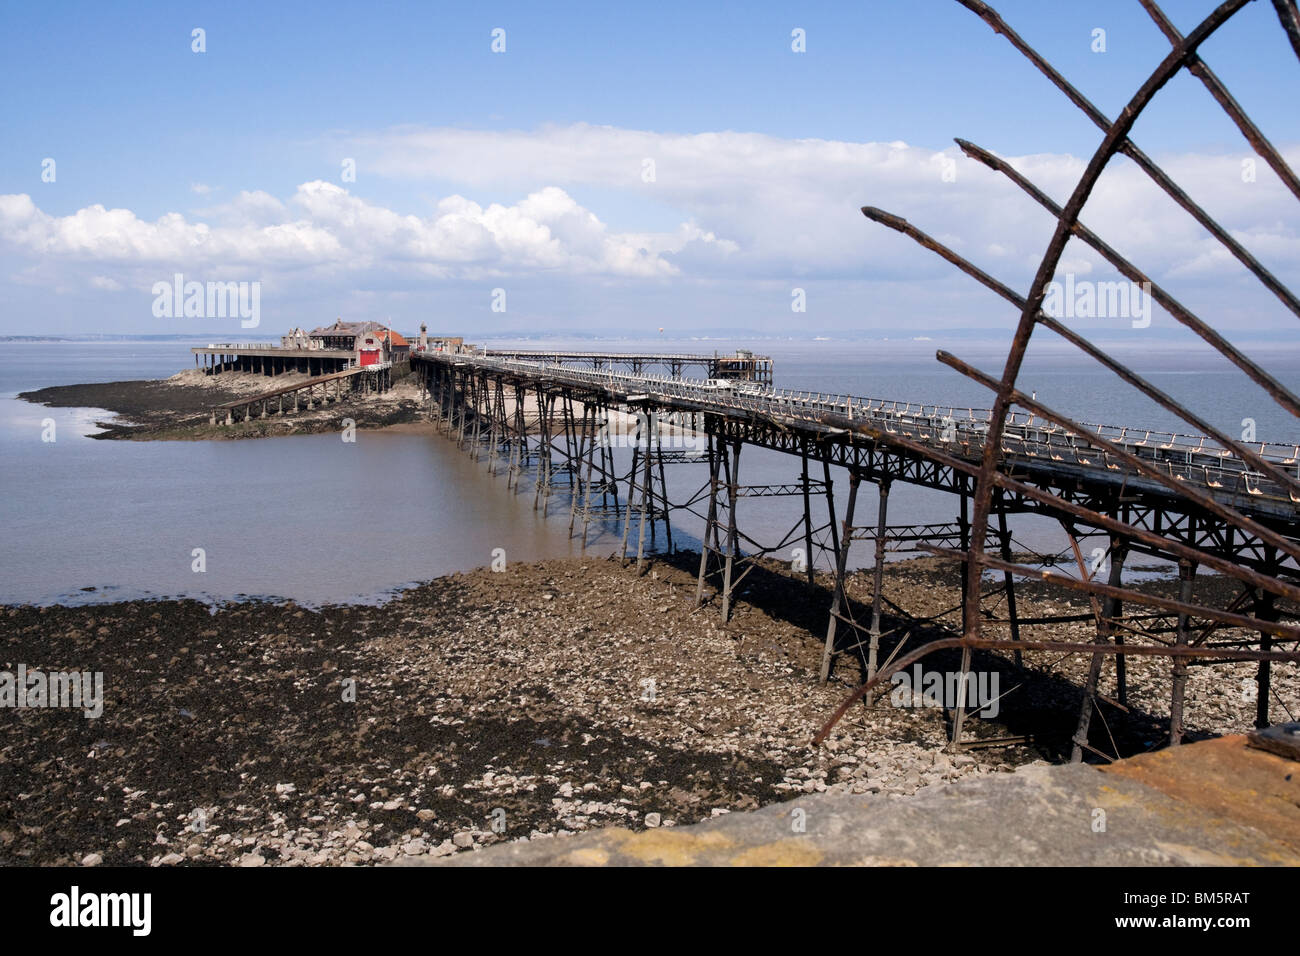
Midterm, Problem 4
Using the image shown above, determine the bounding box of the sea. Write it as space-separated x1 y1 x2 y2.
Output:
2 336 1297 607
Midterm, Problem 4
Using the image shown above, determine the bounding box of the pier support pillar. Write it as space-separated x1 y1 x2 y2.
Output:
694 431 721 608
1071 536 1128 763
820 470 860 684
800 442 815 586
996 496 1022 670
1169 557 1198 746
866 478 891 704
719 440 741 613
949 480 975 750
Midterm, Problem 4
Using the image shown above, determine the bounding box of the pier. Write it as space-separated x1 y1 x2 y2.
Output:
193 344 355 378
412 348 1300 756
192 0 1300 761
480 348 774 384
208 363 392 425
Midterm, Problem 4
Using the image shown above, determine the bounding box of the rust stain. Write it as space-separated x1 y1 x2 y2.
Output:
606 828 737 866
727 841 824 867
1101 735 1300 855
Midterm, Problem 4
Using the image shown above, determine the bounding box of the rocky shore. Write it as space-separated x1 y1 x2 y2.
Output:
2 553 1290 867
18 368 425 441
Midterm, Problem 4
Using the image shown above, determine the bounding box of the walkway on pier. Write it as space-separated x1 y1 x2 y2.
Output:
424 352 1299 513
210 363 392 425
480 348 775 384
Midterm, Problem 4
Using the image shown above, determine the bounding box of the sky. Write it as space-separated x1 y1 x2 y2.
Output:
1 0 1297 343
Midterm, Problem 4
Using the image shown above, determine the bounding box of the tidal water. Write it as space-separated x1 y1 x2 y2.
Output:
2 337 1297 606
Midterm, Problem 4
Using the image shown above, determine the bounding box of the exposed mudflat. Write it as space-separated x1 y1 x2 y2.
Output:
2 552 1291 867
19 369 424 440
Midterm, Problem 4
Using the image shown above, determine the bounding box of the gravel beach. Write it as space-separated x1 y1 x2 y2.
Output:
2 551 1291 867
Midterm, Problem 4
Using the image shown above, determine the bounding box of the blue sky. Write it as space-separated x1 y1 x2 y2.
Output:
1 0 1297 340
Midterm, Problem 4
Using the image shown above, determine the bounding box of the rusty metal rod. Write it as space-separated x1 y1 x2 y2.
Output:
813 407 1300 605
936 349 1300 567
953 137 1300 425
1274 0 1300 61
866 198 1300 500
1142 0 1300 202
954 0 1300 321
955 0 1235 652
920 544 1300 642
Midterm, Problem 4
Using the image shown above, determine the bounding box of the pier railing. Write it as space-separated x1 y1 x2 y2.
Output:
433 352 1295 505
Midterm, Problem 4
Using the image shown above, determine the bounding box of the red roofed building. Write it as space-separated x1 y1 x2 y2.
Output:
380 328 410 363
307 319 412 367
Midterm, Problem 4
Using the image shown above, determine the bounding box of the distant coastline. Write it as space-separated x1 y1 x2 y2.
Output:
8 331 1300 350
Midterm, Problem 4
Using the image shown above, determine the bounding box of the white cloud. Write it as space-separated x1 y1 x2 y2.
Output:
345 123 1299 287
2 123 1297 332
0 181 676 281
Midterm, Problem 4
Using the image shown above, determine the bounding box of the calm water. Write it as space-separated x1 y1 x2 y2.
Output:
2 337 1298 606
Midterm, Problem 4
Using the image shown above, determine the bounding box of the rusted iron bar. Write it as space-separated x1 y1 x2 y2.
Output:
954 0 1300 321
919 545 1300 642
936 350 1300 569
813 408 1300 607
1141 0 1300 203
863 203 1300 504
948 2 1260 650
1274 0 1300 61
953 138 1300 424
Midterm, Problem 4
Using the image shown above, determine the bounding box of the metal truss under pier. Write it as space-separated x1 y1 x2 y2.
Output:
413 350 1300 756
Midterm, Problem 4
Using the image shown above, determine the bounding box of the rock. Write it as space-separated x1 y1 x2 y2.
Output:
644 812 662 828
80 852 103 867
275 783 296 796
157 853 184 866
238 853 265 868
416 809 436 822
452 832 475 848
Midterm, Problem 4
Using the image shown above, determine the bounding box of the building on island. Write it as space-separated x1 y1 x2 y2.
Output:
194 318 424 377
